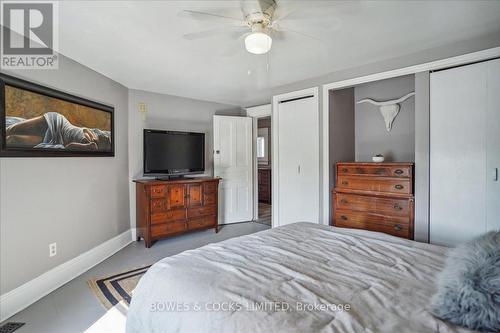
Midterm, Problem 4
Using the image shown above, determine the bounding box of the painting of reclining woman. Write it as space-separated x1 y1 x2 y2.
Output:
1 74 114 157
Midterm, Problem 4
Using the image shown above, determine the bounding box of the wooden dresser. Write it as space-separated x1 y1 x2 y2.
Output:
332 162 414 239
134 177 220 248
258 168 271 204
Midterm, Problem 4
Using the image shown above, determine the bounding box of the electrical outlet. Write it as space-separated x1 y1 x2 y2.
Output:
49 243 57 257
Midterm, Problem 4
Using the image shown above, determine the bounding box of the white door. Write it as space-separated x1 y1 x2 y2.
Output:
486 58 500 232
275 95 319 226
430 61 493 246
213 116 253 224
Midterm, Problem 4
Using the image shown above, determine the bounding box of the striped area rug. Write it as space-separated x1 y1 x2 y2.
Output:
87 265 151 310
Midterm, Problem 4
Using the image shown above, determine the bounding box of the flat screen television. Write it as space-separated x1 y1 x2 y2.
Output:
143 129 205 177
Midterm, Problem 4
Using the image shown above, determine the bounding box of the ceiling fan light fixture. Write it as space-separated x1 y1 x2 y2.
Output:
245 32 272 55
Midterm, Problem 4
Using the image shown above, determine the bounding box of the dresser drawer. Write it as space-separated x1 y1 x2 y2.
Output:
335 193 411 216
337 176 411 195
150 185 166 198
187 205 216 219
188 216 217 230
151 221 187 237
203 192 217 205
258 184 268 192
334 210 410 239
337 164 411 178
151 210 186 225
150 199 166 213
204 182 217 194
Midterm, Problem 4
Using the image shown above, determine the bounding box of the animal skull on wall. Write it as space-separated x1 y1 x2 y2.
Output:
356 92 415 131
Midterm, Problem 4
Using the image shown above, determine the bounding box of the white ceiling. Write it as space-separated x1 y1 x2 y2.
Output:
57 0 500 106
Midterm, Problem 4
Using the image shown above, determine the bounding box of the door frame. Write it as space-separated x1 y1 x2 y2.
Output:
322 46 500 240
272 87 319 228
246 104 272 221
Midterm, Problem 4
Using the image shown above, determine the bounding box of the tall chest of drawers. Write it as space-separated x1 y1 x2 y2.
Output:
332 162 415 239
134 177 220 248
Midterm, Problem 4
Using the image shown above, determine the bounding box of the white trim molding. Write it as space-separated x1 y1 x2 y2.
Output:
246 104 272 221
245 104 271 118
272 87 320 228
323 47 500 92
322 46 500 235
0 229 133 322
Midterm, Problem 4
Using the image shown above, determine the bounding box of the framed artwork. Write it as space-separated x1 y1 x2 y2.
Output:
0 73 114 157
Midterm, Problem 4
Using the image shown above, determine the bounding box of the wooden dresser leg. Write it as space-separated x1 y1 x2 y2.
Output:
136 235 141 242
215 225 219 233
145 238 152 248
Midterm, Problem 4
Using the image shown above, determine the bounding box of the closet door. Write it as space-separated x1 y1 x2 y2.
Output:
430 62 488 246
276 95 319 226
487 59 500 231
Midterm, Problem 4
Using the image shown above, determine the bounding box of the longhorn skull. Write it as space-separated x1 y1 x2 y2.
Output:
356 92 415 131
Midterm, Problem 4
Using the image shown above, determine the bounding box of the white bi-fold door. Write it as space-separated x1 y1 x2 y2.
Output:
213 116 253 224
430 58 500 246
274 93 319 227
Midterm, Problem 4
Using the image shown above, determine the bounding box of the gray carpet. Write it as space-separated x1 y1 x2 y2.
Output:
1 222 269 333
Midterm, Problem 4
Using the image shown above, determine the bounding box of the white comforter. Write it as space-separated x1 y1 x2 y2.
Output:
126 222 475 333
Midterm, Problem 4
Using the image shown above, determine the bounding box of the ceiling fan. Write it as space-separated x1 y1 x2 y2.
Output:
181 0 334 55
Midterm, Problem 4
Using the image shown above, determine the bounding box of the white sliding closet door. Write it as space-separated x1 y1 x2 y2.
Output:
275 94 319 226
430 59 500 246
486 59 500 232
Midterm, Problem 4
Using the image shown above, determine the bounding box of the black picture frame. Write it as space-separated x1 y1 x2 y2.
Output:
0 73 115 157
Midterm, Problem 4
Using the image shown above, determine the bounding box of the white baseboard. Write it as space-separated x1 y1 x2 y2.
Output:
0 229 132 322
130 227 137 241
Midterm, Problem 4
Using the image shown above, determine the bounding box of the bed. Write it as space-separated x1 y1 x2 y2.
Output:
126 222 475 333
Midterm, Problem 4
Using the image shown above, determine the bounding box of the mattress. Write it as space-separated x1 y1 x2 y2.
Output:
126 222 475 333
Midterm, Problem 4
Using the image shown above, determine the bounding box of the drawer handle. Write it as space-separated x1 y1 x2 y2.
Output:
340 199 348 204
394 184 404 190
394 169 404 175
341 181 349 185
341 168 348 173
393 203 403 211
394 224 403 231
340 215 348 221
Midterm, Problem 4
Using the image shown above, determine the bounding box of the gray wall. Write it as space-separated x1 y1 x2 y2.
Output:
329 88 356 222
128 89 243 230
0 55 130 294
354 75 415 162
329 88 355 189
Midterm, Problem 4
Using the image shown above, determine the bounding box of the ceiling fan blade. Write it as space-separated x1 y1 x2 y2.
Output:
272 4 297 21
180 10 244 23
269 29 286 41
220 32 250 57
183 26 248 40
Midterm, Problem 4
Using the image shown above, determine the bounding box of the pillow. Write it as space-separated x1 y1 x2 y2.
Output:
431 231 500 332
